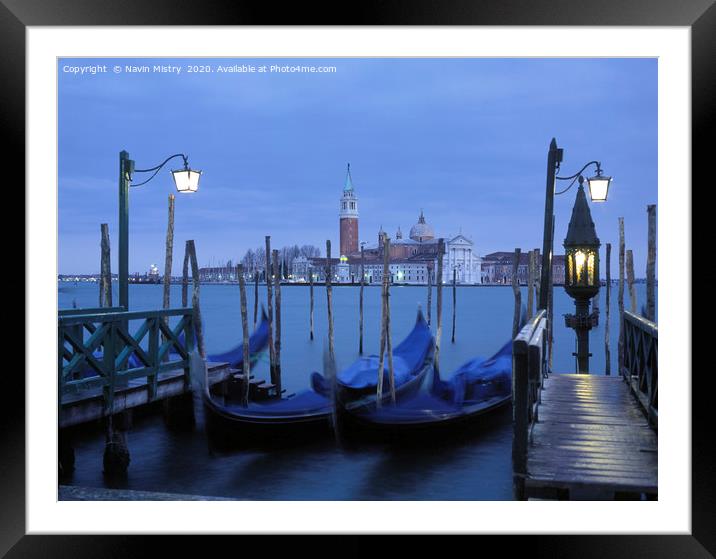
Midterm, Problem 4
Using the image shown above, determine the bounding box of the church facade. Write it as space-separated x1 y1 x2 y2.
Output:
335 166 482 285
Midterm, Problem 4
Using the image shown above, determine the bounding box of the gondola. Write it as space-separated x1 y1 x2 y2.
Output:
204 309 269 370
202 309 435 444
310 308 434 402
339 339 513 438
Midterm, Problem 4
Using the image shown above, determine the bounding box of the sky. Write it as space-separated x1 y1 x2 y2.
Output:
58 57 657 277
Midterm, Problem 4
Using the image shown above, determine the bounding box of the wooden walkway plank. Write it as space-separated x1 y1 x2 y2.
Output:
524 373 658 499
59 360 231 428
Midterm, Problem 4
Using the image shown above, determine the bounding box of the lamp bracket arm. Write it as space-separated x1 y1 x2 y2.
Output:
555 160 601 182
130 153 189 187
554 161 602 196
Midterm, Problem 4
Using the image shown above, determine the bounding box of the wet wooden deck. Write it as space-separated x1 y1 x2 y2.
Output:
59 361 232 428
524 373 658 499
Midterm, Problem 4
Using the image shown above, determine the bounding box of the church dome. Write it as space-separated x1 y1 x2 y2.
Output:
409 210 434 241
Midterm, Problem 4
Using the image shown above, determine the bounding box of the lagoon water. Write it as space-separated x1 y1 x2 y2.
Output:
58 281 655 500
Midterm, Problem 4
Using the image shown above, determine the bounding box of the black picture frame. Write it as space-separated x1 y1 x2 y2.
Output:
7 0 710 555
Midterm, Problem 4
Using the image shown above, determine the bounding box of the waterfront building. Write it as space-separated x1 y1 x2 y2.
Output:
291 256 341 282
294 168 483 285
346 211 482 285
444 233 482 284
291 255 310 282
481 251 566 285
198 265 237 283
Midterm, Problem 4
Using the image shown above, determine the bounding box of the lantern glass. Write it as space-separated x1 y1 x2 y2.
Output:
172 168 201 193
587 174 611 202
566 247 600 288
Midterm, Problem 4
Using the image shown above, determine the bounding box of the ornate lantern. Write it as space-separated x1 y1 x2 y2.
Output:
563 177 601 373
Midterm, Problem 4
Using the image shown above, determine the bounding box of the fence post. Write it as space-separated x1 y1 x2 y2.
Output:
187 240 205 359
605 243 612 376
512 334 529 500
618 217 625 374
148 317 159 400
646 205 657 321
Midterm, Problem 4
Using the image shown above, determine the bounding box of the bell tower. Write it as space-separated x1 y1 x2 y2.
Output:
339 163 359 256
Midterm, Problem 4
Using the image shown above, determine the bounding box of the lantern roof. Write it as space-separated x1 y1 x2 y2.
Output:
564 184 600 248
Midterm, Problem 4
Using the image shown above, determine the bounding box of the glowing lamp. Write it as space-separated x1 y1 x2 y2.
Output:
587 170 612 202
172 167 201 194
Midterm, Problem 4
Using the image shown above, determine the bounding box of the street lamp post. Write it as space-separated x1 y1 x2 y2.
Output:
538 139 563 312
118 150 201 310
537 138 612 372
563 177 602 373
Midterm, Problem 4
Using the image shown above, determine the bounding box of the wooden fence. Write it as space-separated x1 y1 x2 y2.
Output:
621 310 658 427
512 309 548 499
58 307 195 413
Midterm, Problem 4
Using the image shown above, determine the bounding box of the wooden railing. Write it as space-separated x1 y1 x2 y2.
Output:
621 310 658 427
512 309 548 500
58 308 195 413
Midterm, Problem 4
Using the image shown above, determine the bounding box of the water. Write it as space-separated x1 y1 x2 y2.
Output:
58 281 655 499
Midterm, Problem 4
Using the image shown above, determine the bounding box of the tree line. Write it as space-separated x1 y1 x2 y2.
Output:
206 244 321 281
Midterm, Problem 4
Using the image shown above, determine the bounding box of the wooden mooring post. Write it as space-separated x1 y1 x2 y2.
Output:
626 249 637 313
385 237 395 404
435 238 445 374
646 204 656 322
376 234 395 407
253 270 259 329
605 243 612 376
376 234 389 406
237 264 251 406
427 263 433 326
527 249 535 319
512 248 522 339
272 249 282 394
164 240 203 430
309 269 315 341
162 194 175 315
325 240 335 358
265 236 276 387
451 267 456 343
161 195 175 360
99 223 112 308
103 410 131 477
359 246 364 354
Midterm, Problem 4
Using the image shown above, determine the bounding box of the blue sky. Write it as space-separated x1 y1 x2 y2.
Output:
58 58 657 276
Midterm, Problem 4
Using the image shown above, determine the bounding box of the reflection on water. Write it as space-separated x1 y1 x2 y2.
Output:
58 282 654 500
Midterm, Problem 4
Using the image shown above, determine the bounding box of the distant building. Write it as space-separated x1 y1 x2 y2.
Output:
198 266 237 282
291 256 341 282
342 207 482 285
339 164 359 257
481 252 565 285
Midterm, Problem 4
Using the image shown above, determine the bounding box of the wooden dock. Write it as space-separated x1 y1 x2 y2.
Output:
60 360 232 429
525 373 657 499
512 309 658 500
